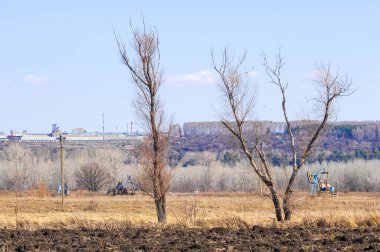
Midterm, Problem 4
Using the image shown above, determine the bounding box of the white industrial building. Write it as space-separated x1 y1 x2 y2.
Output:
20 134 57 142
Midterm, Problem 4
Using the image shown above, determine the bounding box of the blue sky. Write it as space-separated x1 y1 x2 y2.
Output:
0 1 379 133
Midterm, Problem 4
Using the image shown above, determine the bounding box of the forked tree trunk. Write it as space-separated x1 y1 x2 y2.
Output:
155 195 166 223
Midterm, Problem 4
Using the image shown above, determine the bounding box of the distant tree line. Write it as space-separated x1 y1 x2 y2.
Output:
0 144 379 193
183 121 380 141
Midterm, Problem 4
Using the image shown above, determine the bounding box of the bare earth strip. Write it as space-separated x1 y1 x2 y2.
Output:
0 227 379 251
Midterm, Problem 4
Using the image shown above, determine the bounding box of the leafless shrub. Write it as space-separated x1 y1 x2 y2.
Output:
170 197 205 227
75 162 111 192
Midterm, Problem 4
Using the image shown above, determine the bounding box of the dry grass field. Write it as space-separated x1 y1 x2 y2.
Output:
0 191 378 230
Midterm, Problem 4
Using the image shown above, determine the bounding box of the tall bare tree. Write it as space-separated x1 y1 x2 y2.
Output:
5 143 32 190
115 19 170 223
212 48 352 221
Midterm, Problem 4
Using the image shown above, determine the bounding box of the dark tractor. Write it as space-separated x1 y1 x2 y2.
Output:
106 176 137 196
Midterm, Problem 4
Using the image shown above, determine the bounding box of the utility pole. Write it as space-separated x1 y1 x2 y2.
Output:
59 134 64 208
259 142 264 197
102 113 105 141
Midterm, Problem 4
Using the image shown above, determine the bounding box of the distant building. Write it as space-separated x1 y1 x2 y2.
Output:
20 134 57 142
0 134 7 141
0 123 146 144
71 127 86 134
7 135 22 141
65 135 103 141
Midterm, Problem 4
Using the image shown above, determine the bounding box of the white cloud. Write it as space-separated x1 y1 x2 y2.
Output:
165 70 258 87
24 74 48 84
248 70 258 79
0 78 12 85
165 71 217 86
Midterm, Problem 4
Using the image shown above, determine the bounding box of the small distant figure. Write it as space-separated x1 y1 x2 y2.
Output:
64 182 69 195
127 175 133 183
194 188 200 197
58 182 69 196
116 181 124 194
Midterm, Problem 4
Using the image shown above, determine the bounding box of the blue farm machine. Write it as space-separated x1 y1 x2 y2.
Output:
106 175 137 196
307 168 337 196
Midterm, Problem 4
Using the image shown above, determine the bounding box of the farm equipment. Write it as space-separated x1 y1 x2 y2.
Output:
107 176 137 196
307 168 337 196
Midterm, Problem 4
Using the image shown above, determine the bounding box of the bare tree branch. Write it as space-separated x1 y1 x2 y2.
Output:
263 49 297 172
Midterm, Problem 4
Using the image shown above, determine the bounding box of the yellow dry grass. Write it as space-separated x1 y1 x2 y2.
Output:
0 191 378 230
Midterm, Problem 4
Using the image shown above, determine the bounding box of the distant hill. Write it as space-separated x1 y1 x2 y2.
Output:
169 121 380 166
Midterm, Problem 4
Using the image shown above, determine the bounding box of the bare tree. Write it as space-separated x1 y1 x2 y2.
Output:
94 148 123 187
115 18 171 223
263 51 352 220
211 48 352 221
75 162 111 192
199 152 216 191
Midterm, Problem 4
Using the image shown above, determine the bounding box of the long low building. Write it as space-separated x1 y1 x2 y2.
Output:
65 135 103 141
20 134 57 142
3 133 145 143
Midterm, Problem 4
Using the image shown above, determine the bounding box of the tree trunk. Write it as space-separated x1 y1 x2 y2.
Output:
283 195 292 221
155 195 166 223
283 169 298 221
269 188 283 222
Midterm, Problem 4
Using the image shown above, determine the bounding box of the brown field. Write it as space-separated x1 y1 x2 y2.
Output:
0 191 379 251
0 191 378 229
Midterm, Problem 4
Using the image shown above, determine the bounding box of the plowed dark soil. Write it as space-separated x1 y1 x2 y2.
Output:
0 226 379 251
